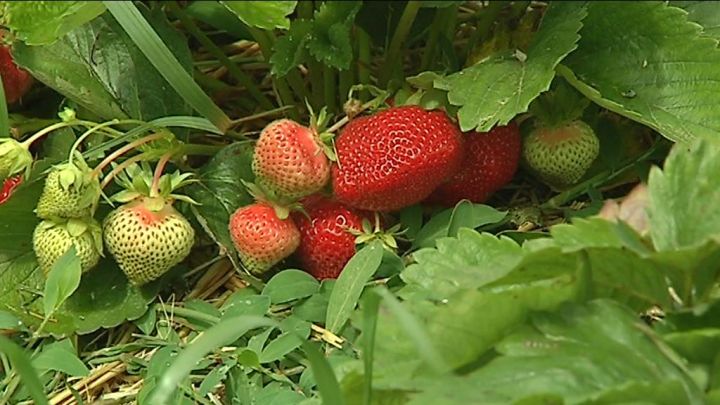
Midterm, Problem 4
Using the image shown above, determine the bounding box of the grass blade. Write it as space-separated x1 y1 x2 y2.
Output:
149 315 275 404
0 336 49 405
103 1 231 133
325 241 384 333
362 288 381 405
375 287 450 374
0 69 8 139
302 341 345 405
149 116 224 135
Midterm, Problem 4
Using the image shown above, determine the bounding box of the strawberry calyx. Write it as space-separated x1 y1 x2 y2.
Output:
529 78 590 129
108 161 198 208
349 212 404 251
242 179 304 220
0 137 32 181
36 216 104 257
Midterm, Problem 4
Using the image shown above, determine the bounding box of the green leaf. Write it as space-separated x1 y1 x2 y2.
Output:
262 269 319 304
650 241 720 306
62 258 161 334
221 290 271 318
13 9 192 121
187 142 255 267
0 336 49 405
270 19 313 77
149 316 276 404
435 2 587 132
302 341 346 405
1 1 106 45
185 1 252 39
220 1 297 30
293 280 334 323
408 300 703 405
305 1 362 70
0 310 23 331
402 229 524 301
255 385 306 404
560 2 720 143
671 1 720 41
325 241 384 334
259 317 311 363
103 1 229 131
664 329 720 365
373 247 580 386
32 339 89 377
412 203 507 249
648 139 720 251
548 217 650 256
376 287 450 374
43 246 82 316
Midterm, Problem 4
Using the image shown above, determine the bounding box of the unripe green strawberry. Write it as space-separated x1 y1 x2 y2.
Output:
252 119 330 201
36 159 101 219
33 218 103 276
103 196 195 286
0 138 32 180
523 120 599 188
229 202 300 275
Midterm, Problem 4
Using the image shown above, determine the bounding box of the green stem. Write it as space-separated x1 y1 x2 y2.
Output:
247 27 299 120
169 3 274 110
100 153 148 190
356 27 372 101
20 121 78 148
230 105 294 126
0 70 8 139
379 1 422 87
541 142 661 210
179 143 223 156
149 151 174 198
323 65 337 115
68 119 142 163
338 68 353 106
157 305 220 325
461 1 507 66
308 58 325 110
91 132 165 178
420 7 448 71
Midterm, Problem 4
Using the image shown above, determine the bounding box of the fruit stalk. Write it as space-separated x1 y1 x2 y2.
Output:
100 153 148 190
150 152 174 198
68 119 144 165
91 132 165 179
379 0 422 86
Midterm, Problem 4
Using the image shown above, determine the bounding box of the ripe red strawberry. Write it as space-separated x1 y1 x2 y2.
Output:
0 174 22 204
292 196 371 280
0 44 32 104
104 196 195 286
229 202 301 275
252 119 330 201
332 105 464 211
429 123 521 206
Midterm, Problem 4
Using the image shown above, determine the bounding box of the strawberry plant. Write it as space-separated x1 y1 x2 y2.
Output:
0 1 719 404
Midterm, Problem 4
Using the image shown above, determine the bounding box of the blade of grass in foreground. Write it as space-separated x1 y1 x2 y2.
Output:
103 1 231 133
0 71 8 138
0 336 49 405
149 315 275 404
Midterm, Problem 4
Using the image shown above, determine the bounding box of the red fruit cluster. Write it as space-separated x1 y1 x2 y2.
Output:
230 105 520 281
0 45 32 104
